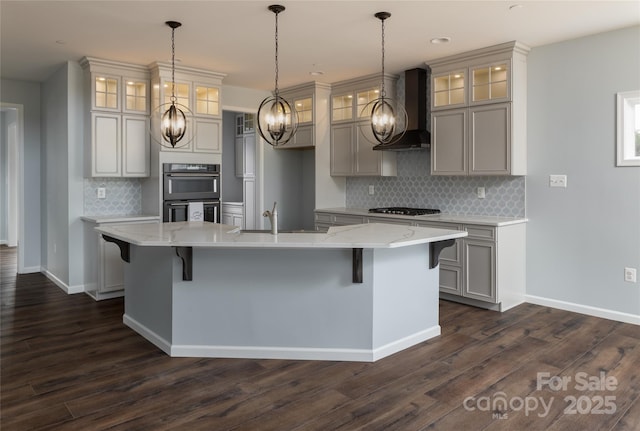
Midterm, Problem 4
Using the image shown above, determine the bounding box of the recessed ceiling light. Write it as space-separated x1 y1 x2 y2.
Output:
431 37 451 44
509 4 524 10
55 40 66 45
309 71 324 76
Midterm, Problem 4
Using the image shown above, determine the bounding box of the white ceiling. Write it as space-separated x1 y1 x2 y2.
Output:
1 1 639 90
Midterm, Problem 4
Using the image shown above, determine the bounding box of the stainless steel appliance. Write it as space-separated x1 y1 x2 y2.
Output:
369 207 440 216
164 200 220 223
163 163 221 223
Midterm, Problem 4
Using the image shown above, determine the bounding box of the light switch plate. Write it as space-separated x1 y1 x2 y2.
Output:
97 187 106 199
368 185 375 195
477 187 486 199
549 175 568 188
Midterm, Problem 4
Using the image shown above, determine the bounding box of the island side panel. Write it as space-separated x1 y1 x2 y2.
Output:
371 244 440 354
123 245 175 353
171 247 376 359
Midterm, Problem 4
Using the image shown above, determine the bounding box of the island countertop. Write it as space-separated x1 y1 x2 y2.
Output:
95 221 467 249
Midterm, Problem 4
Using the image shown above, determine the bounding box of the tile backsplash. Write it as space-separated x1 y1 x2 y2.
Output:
84 178 142 215
346 151 525 217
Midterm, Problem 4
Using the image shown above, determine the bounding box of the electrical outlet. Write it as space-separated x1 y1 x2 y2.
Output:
368 185 375 195
624 267 637 283
549 175 567 188
97 187 106 199
477 187 486 199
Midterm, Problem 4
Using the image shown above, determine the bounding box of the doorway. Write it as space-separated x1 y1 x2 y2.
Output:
1 103 24 272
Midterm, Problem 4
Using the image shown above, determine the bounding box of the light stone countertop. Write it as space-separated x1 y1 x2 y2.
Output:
81 214 160 224
94 221 467 249
315 207 528 227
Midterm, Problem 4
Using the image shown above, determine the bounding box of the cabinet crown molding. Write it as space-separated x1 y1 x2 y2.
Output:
80 56 150 77
426 40 530 71
148 61 226 83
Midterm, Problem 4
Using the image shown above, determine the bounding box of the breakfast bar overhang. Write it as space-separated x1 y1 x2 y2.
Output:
95 222 467 362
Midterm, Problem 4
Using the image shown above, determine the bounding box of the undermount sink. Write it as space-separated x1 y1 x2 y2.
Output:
238 229 324 234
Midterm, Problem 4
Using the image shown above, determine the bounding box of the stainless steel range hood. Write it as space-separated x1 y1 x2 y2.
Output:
373 68 430 151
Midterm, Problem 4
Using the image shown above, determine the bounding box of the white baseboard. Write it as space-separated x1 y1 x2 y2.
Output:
525 295 640 325
124 312 441 362
20 265 41 274
372 326 441 361
41 269 85 294
123 314 172 355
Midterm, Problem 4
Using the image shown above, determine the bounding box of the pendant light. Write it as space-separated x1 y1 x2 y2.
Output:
257 5 298 147
161 20 187 148
363 11 407 146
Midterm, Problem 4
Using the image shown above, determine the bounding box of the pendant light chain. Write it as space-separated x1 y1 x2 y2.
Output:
274 8 280 96
380 16 386 99
170 26 177 103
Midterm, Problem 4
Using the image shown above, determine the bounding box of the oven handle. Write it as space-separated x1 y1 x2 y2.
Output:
166 174 219 195
168 201 220 206
165 173 220 177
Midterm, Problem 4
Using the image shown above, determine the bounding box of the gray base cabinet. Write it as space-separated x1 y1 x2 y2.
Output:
315 210 526 311
82 216 158 300
416 221 525 311
221 202 244 228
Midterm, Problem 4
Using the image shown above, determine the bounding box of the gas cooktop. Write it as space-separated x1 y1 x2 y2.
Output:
369 207 441 216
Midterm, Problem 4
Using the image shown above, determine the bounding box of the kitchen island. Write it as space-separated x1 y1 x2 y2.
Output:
95 221 467 362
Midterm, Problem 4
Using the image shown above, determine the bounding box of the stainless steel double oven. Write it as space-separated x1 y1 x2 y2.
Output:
162 163 220 223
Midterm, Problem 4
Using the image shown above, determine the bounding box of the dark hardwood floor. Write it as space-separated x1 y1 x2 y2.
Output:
1 245 639 430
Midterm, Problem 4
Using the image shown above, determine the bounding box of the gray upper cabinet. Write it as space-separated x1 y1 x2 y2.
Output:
431 108 467 174
148 62 225 154
275 82 331 150
329 74 398 177
429 41 529 176
80 57 150 178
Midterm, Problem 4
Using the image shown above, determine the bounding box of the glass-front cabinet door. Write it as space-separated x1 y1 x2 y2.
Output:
471 63 509 103
243 113 255 133
294 97 313 124
432 71 466 109
124 79 148 113
356 88 380 119
94 75 120 111
163 81 190 109
332 93 353 122
195 85 220 116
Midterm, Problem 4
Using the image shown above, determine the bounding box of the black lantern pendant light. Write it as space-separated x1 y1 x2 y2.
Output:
161 21 187 148
364 11 407 146
257 5 298 147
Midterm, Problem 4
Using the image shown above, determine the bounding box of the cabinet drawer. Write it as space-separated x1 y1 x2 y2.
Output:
465 225 495 240
334 214 366 225
315 213 333 224
440 239 461 265
415 221 462 231
439 264 462 295
368 216 413 226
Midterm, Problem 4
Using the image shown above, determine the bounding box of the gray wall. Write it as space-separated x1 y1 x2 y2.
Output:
261 146 316 231
41 61 85 288
0 78 41 270
527 25 640 316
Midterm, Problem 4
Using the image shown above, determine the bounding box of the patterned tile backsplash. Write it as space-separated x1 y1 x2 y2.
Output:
84 178 142 215
346 151 526 217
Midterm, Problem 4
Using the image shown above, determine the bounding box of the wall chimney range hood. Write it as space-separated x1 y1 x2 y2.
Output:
373 68 430 151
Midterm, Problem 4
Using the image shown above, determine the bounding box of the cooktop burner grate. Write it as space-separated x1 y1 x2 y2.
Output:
369 207 441 216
